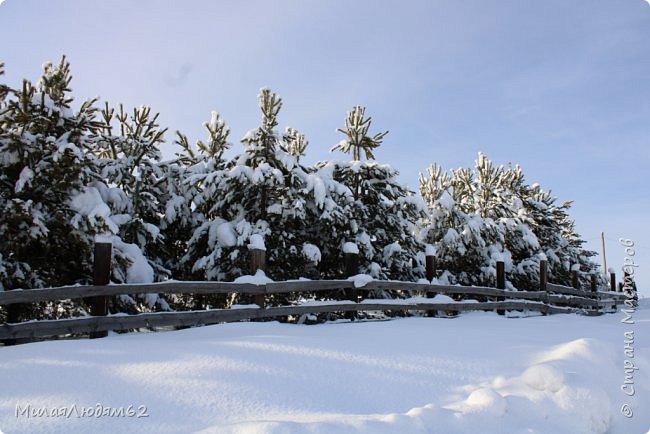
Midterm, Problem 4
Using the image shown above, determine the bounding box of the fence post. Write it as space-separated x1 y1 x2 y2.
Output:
3 294 21 346
539 260 548 292
425 255 436 282
496 261 505 290
495 261 505 315
425 254 437 316
571 269 579 290
610 272 616 292
249 248 266 308
538 260 548 314
345 252 358 278
618 271 631 292
345 252 359 320
88 241 111 339
590 273 597 293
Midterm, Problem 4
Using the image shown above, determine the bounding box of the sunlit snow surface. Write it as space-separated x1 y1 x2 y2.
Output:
1 300 649 433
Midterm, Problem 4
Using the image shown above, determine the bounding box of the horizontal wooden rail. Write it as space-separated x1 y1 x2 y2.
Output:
546 283 597 298
0 281 266 305
0 300 578 340
0 280 560 306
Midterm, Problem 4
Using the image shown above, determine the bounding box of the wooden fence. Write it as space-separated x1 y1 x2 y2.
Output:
0 243 631 344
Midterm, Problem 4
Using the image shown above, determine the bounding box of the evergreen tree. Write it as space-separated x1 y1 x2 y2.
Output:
419 153 599 289
183 89 360 288
155 129 206 281
185 89 338 283
177 110 232 283
0 57 108 291
0 57 127 320
94 103 169 282
325 106 425 281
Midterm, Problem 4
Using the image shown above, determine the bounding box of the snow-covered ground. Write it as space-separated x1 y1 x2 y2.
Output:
1 301 649 434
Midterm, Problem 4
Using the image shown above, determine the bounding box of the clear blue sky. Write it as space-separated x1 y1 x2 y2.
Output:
1 0 648 295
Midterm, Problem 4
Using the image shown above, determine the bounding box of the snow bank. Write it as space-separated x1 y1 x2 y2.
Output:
0 301 648 434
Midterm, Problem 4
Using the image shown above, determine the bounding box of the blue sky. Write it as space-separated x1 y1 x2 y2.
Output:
1 0 648 294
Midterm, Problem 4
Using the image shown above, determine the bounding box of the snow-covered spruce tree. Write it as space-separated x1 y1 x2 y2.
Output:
0 57 118 319
186 89 342 287
94 103 170 283
323 106 425 281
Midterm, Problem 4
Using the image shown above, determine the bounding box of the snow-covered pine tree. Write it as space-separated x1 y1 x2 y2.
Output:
419 163 504 286
419 153 598 289
514 181 600 287
155 128 209 281
0 57 116 319
94 103 170 282
280 126 353 282
176 111 233 284
326 106 425 281
185 89 352 290
457 155 541 289
185 90 322 283
0 62 7 103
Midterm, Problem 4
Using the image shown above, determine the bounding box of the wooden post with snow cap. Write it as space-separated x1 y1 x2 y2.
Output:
248 234 266 308
343 242 359 320
425 244 437 283
88 237 112 339
425 245 437 317
344 242 359 278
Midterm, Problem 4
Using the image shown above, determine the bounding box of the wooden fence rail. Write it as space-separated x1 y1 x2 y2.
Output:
1 301 580 341
0 280 626 307
0 245 632 343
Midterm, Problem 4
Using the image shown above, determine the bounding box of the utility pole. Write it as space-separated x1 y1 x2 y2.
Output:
601 232 607 275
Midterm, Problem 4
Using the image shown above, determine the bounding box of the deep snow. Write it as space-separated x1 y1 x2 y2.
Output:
0 301 649 434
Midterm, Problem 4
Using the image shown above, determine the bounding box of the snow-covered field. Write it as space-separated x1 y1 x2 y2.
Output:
1 301 649 434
